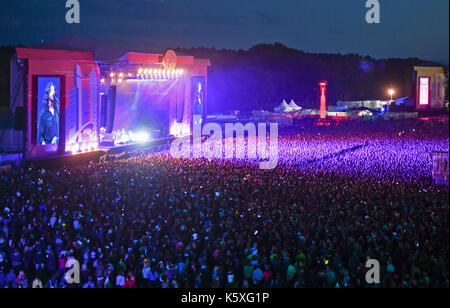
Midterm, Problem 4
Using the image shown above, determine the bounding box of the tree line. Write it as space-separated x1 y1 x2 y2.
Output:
175 43 437 113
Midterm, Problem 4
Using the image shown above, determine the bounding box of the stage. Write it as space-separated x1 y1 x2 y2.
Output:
2 39 210 166
26 135 175 169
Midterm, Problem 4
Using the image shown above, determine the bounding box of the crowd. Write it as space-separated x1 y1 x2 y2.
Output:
282 122 449 184
0 120 448 288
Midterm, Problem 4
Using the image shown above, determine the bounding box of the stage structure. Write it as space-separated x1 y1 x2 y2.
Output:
8 45 210 160
413 65 446 110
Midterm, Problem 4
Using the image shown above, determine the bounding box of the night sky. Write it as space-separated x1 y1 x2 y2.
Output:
0 0 448 64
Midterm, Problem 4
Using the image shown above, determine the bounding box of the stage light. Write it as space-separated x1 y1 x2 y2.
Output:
134 131 150 143
71 143 80 153
119 72 124 78
118 78 123 84
80 143 87 152
110 72 115 78
388 89 395 101
100 78 105 84
138 68 143 74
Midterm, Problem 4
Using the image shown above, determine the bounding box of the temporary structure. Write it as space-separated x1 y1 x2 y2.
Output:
288 100 301 110
274 100 292 113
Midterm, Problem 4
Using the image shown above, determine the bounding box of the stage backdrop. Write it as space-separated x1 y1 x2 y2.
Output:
114 79 185 138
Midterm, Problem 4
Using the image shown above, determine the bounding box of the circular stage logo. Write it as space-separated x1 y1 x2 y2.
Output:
162 50 177 70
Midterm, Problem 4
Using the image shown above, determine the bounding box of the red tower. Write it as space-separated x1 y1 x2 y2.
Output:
319 81 327 120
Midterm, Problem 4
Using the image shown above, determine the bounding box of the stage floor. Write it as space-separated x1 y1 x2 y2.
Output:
28 136 174 169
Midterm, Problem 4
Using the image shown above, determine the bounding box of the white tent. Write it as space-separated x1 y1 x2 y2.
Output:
288 100 301 110
274 100 292 113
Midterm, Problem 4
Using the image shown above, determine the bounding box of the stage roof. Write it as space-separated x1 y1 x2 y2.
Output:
16 47 94 61
32 36 201 65
34 36 126 63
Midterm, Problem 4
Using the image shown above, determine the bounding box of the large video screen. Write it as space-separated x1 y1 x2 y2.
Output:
36 76 61 146
192 77 205 125
419 77 430 106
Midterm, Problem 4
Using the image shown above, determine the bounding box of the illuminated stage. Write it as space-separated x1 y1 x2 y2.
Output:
6 42 210 162
27 136 175 169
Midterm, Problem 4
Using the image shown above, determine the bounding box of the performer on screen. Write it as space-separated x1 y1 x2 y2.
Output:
193 81 203 124
38 83 60 145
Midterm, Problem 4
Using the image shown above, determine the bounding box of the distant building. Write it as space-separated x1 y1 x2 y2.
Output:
336 100 391 111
